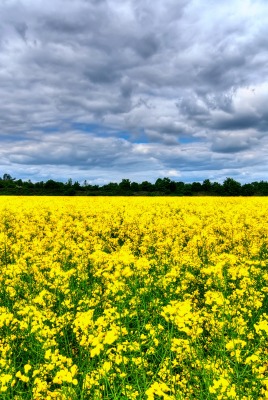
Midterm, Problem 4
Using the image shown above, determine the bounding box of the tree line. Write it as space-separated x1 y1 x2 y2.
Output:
1 174 268 196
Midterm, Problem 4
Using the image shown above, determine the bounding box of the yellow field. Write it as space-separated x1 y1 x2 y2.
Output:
1 197 268 399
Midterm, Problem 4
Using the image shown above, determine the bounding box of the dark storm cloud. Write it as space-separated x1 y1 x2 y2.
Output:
1 0 268 183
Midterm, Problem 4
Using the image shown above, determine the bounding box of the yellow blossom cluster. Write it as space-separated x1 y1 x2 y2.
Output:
0 196 268 399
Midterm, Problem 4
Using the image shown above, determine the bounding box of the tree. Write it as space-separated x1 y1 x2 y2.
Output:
202 179 212 193
140 181 153 192
192 182 202 193
241 183 254 196
175 181 185 195
44 180 64 192
103 183 119 193
155 178 172 194
3 173 15 181
130 182 140 192
73 181 81 190
183 183 193 196
169 180 176 193
255 181 268 196
119 179 131 192
211 182 223 195
223 178 241 196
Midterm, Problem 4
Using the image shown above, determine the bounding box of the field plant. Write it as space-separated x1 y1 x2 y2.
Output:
0 197 268 399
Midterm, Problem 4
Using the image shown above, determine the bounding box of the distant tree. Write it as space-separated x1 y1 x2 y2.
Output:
211 182 223 195
241 183 254 196
202 179 212 193
192 182 202 193
2 175 16 189
257 181 268 196
3 173 15 181
44 180 63 192
73 181 81 190
2 174 268 197
15 179 23 186
64 188 76 196
169 180 176 193
183 183 193 196
155 178 172 194
130 182 140 192
251 181 260 193
119 179 131 192
175 181 185 195
103 182 119 193
141 181 153 192
223 178 241 196
35 181 44 188
45 180 57 189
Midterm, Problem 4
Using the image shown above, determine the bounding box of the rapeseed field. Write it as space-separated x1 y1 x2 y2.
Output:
0 196 268 399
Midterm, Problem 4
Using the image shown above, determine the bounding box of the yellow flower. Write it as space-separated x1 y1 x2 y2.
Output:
24 364 32 374
15 371 29 383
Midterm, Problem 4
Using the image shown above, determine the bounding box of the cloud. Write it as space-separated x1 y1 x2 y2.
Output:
210 130 259 153
1 0 268 183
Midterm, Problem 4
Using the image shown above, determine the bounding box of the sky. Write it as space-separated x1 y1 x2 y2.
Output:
1 0 268 184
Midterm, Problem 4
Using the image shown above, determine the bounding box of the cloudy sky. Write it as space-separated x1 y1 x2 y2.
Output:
1 0 268 184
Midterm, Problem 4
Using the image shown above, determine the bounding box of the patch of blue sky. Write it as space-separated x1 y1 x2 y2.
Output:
41 126 61 133
71 122 103 132
179 136 201 144
129 128 149 143
70 121 143 142
71 122 129 138
1 132 29 142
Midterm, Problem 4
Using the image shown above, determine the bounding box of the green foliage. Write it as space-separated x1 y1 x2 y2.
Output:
1 173 268 196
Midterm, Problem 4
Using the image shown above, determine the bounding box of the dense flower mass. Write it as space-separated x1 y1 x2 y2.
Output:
0 197 268 399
